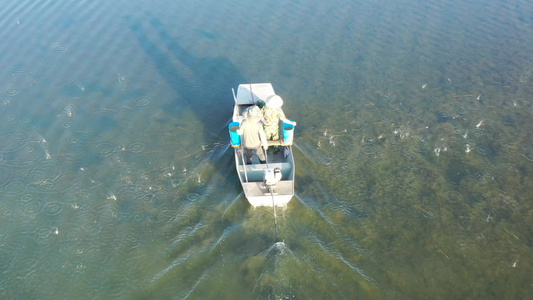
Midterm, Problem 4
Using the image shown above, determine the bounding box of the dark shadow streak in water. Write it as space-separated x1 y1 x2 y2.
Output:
124 14 247 217
125 13 247 138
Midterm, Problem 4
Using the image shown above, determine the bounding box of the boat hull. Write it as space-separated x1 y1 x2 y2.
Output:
231 83 295 207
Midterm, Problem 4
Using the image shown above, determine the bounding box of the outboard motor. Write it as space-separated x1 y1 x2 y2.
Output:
263 167 282 186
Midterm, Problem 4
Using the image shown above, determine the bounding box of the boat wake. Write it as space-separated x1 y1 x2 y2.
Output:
133 122 380 299
250 239 301 299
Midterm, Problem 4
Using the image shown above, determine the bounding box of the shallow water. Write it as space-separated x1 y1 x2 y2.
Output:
1 0 533 299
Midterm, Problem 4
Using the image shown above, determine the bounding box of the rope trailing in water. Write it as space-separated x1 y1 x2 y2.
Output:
270 188 279 239
264 148 279 240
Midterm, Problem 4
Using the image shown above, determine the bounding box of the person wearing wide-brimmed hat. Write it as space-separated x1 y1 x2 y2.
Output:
243 104 263 121
261 95 286 143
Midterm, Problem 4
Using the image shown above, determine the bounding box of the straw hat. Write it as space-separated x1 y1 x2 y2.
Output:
266 95 283 109
244 105 262 119
248 105 262 118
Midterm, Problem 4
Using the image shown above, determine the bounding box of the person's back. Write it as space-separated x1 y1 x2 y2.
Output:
239 114 267 164
262 95 285 140
241 117 264 149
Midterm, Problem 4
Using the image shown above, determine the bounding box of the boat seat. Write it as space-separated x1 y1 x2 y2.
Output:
267 140 292 146
239 162 292 181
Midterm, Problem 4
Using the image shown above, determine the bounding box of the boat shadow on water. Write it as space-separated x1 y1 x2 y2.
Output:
125 13 246 140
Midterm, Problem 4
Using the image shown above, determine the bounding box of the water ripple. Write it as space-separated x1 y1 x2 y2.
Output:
158 210 177 224
122 231 140 248
43 202 63 216
60 144 88 161
135 96 151 107
6 89 19 97
3 179 26 196
5 50 48 73
0 245 15 273
85 246 108 266
0 131 30 153
68 77 100 94
95 141 116 156
361 143 378 155
52 42 68 52
21 193 33 203
9 105 51 130
163 85 221 119
97 204 121 224
34 226 55 240
24 160 63 189
1 114 17 122
98 29 133 48
128 142 145 153
24 199 44 216
12 256 40 278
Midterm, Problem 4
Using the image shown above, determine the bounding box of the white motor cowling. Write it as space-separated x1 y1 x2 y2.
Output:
263 168 282 186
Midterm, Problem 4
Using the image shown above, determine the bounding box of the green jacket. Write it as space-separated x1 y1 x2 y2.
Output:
261 107 286 139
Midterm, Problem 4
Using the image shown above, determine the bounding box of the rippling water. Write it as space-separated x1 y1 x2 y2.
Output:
1 0 533 299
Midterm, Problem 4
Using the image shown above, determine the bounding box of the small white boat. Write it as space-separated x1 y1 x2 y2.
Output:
229 83 295 207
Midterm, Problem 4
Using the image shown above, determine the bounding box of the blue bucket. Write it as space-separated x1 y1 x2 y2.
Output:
282 119 296 145
229 122 240 147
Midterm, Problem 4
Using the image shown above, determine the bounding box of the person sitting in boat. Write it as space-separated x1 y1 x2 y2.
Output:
239 110 268 165
261 95 285 153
